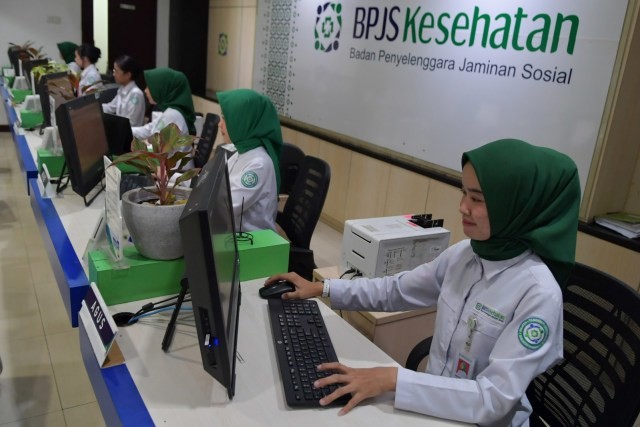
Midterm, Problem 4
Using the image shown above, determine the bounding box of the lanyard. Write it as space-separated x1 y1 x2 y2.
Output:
465 315 478 353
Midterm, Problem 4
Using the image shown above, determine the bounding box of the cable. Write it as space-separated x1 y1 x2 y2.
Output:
128 305 193 325
339 268 356 279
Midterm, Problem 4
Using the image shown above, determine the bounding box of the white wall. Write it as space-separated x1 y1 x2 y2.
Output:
93 0 108 72
0 0 82 65
0 0 81 125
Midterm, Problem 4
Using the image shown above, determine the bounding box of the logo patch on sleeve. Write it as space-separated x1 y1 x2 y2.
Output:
518 317 549 350
241 171 258 188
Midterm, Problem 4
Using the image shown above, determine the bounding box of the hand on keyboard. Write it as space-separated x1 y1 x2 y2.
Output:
314 362 399 416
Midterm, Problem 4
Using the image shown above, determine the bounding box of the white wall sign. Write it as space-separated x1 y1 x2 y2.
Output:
253 0 630 193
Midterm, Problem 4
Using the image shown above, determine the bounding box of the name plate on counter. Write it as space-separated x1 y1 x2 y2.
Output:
79 282 124 368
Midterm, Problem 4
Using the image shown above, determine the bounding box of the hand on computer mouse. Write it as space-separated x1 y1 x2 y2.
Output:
259 280 295 299
263 272 323 300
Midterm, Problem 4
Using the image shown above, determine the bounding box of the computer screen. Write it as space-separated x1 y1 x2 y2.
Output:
102 113 133 155
179 150 241 399
38 72 72 128
55 94 110 202
8 48 29 75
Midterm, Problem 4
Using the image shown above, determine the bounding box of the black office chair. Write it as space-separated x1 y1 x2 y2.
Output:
194 113 220 168
276 156 331 280
404 263 640 427
527 263 640 427
279 143 305 195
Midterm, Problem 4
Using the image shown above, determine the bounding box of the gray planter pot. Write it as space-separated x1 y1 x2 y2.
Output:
121 187 191 260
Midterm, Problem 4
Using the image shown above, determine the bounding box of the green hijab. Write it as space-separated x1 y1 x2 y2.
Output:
217 89 283 193
462 139 580 287
144 68 196 135
57 42 78 64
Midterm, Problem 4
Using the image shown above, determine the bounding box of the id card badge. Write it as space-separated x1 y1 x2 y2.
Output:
454 353 476 379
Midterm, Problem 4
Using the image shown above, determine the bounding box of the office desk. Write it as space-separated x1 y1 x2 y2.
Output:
313 266 437 365
81 278 466 426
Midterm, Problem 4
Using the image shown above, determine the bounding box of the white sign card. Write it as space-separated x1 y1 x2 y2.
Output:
37 163 56 199
104 156 125 262
79 282 124 368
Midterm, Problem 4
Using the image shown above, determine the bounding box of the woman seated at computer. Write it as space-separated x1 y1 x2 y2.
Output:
75 43 103 96
218 89 282 232
132 67 196 140
265 139 581 426
56 41 80 74
102 55 145 126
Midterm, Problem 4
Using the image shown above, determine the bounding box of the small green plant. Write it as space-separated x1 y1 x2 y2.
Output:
31 63 69 87
109 123 201 205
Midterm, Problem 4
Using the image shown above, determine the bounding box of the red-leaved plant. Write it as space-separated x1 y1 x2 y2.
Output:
109 123 200 205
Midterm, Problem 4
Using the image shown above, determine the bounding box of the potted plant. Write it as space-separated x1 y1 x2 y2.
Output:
109 123 200 260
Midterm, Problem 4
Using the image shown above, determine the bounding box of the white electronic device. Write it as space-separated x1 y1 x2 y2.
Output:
23 94 41 112
12 75 28 90
41 126 63 155
341 215 450 278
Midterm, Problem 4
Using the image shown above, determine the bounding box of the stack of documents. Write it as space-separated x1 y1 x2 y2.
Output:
595 212 640 239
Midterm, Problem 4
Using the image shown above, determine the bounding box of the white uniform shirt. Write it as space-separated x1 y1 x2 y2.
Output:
329 240 563 426
67 62 81 74
78 64 102 96
101 81 145 126
227 147 277 232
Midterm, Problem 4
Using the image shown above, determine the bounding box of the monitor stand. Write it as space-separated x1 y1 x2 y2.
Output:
55 162 105 206
161 276 190 352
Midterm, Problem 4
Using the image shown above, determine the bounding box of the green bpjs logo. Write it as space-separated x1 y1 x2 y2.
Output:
315 3 342 52
241 171 258 188
518 317 549 350
218 33 228 56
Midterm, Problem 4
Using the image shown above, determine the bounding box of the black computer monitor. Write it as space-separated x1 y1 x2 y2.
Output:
38 72 72 129
102 113 133 155
8 48 28 75
22 58 48 91
55 94 110 205
179 150 241 399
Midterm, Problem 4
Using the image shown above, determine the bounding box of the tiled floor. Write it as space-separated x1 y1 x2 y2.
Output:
0 131 343 426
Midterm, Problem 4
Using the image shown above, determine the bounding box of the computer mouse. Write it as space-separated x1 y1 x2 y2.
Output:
259 280 296 299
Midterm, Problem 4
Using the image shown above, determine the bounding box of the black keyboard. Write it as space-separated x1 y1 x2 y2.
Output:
268 299 350 408
120 174 154 198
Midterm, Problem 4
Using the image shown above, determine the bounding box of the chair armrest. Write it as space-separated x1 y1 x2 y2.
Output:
405 336 433 371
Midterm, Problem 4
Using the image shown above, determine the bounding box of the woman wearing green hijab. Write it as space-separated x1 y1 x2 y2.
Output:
218 89 283 232
132 67 196 140
263 139 580 426
57 41 80 74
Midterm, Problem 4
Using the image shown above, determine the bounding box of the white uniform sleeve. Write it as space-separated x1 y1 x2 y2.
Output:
394 281 563 425
102 97 117 114
229 155 273 221
122 90 146 127
131 109 187 140
132 116 160 140
329 244 458 312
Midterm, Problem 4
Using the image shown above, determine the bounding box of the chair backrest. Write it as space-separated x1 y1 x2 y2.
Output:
194 113 220 168
277 155 331 249
279 142 305 195
527 263 640 427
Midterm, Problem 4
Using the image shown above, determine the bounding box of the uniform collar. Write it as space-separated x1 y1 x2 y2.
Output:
475 249 532 281
81 64 97 77
119 81 136 96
